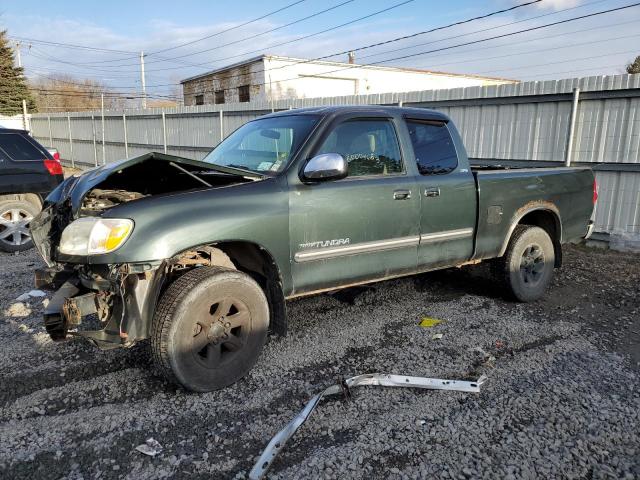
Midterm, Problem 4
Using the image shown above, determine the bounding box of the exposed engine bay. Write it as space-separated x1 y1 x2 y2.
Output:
81 189 147 214
30 152 263 349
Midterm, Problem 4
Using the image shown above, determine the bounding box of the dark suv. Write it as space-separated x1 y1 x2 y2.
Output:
0 128 64 252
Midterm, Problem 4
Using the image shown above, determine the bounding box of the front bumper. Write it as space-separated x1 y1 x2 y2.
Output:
38 263 165 349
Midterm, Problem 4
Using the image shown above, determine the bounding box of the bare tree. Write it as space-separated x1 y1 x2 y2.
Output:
30 75 126 112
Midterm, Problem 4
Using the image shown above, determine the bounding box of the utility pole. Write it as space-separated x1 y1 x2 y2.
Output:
140 51 147 109
14 41 22 67
22 99 28 131
101 93 106 164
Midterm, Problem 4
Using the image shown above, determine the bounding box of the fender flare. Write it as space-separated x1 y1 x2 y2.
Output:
498 203 563 261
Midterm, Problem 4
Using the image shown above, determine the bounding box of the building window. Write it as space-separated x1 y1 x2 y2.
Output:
215 90 225 104
238 85 250 103
195 94 204 105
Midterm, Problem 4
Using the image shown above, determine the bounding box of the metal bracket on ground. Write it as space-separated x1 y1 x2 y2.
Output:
249 373 488 479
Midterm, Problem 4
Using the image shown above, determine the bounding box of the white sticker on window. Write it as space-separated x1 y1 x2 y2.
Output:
257 162 274 171
270 161 282 171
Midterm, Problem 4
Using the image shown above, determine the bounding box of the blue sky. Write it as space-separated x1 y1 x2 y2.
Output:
2 0 639 101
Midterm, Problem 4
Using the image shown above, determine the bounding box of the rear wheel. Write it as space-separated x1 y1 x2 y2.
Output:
0 200 40 252
151 267 269 392
493 225 555 302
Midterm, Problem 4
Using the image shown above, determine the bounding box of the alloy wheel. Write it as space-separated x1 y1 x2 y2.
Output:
0 208 33 247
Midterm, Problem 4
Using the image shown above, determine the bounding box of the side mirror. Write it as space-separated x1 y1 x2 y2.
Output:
303 153 347 181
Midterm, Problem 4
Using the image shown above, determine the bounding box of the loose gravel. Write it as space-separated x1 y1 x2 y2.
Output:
0 245 638 479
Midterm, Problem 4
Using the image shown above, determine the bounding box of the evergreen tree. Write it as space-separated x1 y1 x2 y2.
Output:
627 55 640 75
0 30 37 116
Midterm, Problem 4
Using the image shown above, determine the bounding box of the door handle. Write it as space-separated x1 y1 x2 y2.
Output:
393 189 411 200
424 187 440 198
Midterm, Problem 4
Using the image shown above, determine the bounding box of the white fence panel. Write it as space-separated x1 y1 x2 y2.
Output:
28 74 640 236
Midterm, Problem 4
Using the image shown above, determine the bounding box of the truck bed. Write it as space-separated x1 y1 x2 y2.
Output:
471 166 594 260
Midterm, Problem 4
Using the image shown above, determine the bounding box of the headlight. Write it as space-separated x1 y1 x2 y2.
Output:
59 217 134 255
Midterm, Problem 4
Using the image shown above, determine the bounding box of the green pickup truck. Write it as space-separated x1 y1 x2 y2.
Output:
31 106 596 391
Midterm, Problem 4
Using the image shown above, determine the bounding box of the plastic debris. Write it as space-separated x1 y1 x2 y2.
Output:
15 290 47 302
135 438 163 457
249 373 488 480
432 333 444 340
418 317 442 328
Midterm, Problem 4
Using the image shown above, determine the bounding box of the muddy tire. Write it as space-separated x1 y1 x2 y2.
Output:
0 200 40 252
151 266 269 392
493 225 555 302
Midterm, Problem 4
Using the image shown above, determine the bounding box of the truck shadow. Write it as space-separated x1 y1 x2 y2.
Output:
412 265 505 301
325 264 506 307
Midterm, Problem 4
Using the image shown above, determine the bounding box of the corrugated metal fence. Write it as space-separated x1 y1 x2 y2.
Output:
29 74 640 236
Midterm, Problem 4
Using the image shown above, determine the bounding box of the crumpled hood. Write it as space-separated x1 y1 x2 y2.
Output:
31 152 263 266
45 152 260 216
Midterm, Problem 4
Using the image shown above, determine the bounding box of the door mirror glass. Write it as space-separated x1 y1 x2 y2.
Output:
303 153 347 181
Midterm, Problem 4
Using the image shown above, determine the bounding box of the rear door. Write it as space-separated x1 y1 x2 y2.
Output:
289 116 420 293
405 119 476 267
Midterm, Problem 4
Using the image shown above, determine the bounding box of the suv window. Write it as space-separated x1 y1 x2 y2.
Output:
0 133 46 161
316 119 403 177
406 120 458 175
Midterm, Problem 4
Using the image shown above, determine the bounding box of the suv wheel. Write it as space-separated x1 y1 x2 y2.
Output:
151 266 269 392
0 200 40 252
493 225 555 302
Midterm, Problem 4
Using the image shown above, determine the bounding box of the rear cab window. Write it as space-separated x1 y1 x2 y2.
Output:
406 120 458 175
0 133 48 161
316 119 403 177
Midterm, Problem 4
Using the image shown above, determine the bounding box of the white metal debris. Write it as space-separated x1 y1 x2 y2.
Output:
135 438 163 457
15 290 47 302
249 373 488 480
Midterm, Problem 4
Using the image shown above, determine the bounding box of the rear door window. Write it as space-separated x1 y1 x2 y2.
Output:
0 133 47 161
406 120 458 175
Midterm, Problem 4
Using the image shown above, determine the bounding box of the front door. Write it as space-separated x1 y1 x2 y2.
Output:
289 117 420 294
405 119 477 268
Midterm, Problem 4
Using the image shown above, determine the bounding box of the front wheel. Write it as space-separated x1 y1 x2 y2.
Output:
493 225 555 302
151 267 269 392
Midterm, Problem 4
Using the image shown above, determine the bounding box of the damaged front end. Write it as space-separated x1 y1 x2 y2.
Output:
30 152 260 349
37 261 164 348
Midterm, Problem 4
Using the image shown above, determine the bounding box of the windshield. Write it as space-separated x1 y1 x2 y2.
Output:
203 115 319 175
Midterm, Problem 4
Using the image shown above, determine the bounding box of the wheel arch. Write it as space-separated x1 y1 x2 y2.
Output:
499 204 563 268
170 240 287 335
0 193 43 207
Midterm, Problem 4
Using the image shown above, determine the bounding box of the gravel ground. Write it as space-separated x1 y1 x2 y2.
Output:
0 244 639 479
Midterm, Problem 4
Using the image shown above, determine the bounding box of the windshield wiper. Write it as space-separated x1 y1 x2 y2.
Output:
225 164 268 178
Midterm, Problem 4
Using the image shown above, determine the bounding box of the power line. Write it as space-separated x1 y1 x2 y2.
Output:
178 0 594 86
131 0 542 75
473 48 638 76
148 0 309 55
369 2 640 66
22 0 413 76
6 35 138 55
149 0 417 72
20 0 636 101
413 29 640 71
139 0 545 83
356 0 612 62
46 1 312 67
180 1 640 97
408 17 640 69
521 63 627 78
93 0 361 68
